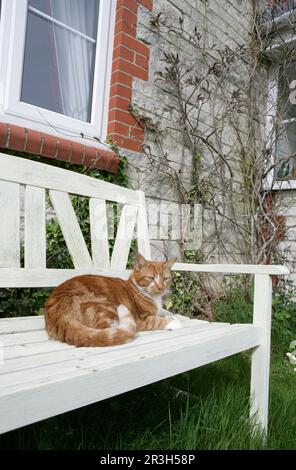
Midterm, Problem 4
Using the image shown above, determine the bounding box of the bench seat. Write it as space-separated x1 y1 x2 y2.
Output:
0 153 290 435
0 314 261 434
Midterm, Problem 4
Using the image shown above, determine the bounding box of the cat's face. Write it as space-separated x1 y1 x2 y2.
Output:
132 253 177 296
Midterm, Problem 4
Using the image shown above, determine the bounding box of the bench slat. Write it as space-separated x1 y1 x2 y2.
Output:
0 316 45 334
111 204 138 270
0 181 20 268
24 186 46 268
0 324 257 391
0 312 203 335
0 268 130 288
0 316 208 347
0 153 140 206
0 325 261 434
1 322 224 370
49 190 93 269
89 198 110 269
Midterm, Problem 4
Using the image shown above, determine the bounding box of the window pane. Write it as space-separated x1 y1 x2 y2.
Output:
21 1 100 122
275 121 296 179
278 60 296 121
29 0 100 39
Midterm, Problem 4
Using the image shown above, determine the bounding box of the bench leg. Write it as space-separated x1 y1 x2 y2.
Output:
249 274 272 436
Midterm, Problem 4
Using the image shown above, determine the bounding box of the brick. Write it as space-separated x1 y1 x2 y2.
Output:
116 0 138 14
106 154 120 173
56 139 72 162
109 109 139 126
41 135 58 158
0 123 8 148
129 126 145 140
276 215 286 241
70 143 85 165
111 133 144 152
135 53 149 69
9 125 26 151
113 44 135 62
26 129 42 154
110 83 132 100
137 0 153 10
113 57 148 81
84 146 99 168
115 19 137 38
108 121 130 136
116 7 137 25
109 95 130 112
114 33 149 56
111 70 133 87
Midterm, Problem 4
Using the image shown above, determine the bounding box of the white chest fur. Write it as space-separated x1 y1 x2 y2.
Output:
153 295 163 314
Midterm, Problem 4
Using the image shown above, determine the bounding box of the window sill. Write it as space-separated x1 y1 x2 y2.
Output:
264 180 296 191
0 121 119 173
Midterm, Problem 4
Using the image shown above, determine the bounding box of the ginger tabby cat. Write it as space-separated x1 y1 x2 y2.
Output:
44 253 182 347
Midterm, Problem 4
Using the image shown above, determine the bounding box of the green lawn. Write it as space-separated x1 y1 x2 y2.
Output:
0 287 295 450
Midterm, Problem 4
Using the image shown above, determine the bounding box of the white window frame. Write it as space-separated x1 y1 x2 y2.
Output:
263 10 296 191
0 0 116 146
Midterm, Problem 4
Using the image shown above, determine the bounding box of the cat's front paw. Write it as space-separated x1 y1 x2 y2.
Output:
165 318 182 330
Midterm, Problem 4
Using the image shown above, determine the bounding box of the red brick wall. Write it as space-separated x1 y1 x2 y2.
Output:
107 0 153 153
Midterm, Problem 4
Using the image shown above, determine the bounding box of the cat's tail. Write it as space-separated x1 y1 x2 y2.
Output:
46 305 137 347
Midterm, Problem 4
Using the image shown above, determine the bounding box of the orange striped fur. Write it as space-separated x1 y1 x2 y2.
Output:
44 254 180 347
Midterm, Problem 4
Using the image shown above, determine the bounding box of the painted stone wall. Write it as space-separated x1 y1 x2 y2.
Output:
118 0 255 261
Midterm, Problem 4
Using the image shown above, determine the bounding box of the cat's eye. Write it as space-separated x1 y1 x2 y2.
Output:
146 276 154 281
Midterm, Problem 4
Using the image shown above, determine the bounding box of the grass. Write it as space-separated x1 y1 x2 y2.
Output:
0 286 295 450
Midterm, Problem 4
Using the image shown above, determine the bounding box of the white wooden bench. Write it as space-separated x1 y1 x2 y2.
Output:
0 153 289 436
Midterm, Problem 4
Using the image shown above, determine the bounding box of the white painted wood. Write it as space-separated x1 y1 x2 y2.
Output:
173 263 290 275
0 330 50 347
136 190 151 259
0 319 230 370
111 204 138 270
0 154 139 205
1 322 233 374
1 328 258 393
0 325 236 384
1 326 258 387
0 263 289 288
0 152 289 437
49 190 93 269
0 313 199 339
250 274 273 435
89 198 110 269
2 319 211 360
0 325 261 434
0 268 130 287
0 316 45 334
0 181 20 267
24 186 46 268
4 341 76 360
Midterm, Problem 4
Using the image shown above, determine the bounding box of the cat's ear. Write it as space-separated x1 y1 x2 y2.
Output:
164 257 177 269
134 252 148 270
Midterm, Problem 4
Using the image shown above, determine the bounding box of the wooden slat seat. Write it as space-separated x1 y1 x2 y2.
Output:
0 314 261 434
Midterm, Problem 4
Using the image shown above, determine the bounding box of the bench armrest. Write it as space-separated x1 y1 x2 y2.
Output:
172 263 289 334
172 263 289 276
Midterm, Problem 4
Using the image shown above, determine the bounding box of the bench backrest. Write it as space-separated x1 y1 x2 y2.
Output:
0 153 151 287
